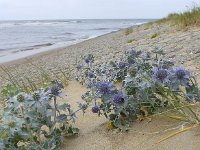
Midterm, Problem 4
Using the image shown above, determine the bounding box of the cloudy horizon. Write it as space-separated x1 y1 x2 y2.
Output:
0 0 200 20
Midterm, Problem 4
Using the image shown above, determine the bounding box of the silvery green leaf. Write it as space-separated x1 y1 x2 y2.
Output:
26 110 37 118
31 122 41 129
56 114 68 123
68 126 79 135
58 103 70 110
46 109 55 116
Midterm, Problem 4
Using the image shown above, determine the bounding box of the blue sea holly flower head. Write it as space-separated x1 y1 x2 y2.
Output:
127 56 135 64
113 92 125 105
98 81 111 95
84 54 94 64
2 115 25 135
49 81 64 98
27 89 49 109
127 48 137 56
175 68 190 81
6 93 30 110
92 105 100 113
153 68 169 83
88 71 96 78
118 62 126 69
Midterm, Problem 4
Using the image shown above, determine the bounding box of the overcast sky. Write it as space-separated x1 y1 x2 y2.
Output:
0 0 199 20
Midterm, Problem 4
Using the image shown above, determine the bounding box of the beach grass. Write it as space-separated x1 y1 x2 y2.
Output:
127 39 136 43
151 33 158 39
157 6 200 29
124 27 133 35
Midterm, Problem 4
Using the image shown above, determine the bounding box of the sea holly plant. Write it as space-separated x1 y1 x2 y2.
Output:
0 80 87 149
76 48 200 131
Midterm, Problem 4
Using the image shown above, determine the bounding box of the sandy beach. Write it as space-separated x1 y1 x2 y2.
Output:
1 22 200 149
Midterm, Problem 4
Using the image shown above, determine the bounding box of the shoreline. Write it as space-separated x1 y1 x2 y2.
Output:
0 25 138 66
0 19 149 65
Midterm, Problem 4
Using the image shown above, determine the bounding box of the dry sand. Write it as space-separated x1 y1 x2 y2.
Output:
1 22 200 149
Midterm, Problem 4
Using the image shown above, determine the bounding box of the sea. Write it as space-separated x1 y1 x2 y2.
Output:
0 19 154 63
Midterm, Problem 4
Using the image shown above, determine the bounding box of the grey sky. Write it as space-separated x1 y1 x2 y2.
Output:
0 0 199 20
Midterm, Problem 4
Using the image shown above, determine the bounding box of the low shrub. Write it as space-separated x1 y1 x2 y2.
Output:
0 80 87 149
76 48 200 131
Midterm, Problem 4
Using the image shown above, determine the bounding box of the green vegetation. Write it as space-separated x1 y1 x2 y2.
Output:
124 27 133 35
158 6 200 28
151 33 158 39
127 39 136 43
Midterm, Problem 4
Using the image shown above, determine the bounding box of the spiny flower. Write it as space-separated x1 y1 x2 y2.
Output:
98 81 111 95
116 71 123 78
88 72 96 78
32 93 40 101
127 56 135 64
85 58 90 64
27 90 49 109
92 105 100 113
84 54 94 64
118 62 126 69
175 68 189 81
17 94 25 103
49 85 64 97
153 68 168 83
113 93 125 105
128 48 137 56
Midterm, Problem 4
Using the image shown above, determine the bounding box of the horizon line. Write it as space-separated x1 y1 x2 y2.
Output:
0 18 159 21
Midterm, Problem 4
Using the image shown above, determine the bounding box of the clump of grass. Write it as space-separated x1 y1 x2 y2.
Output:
0 64 71 93
151 33 158 39
127 39 136 43
157 6 200 29
124 27 133 35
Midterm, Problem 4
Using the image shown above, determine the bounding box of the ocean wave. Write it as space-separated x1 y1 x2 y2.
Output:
93 28 110 30
62 32 75 35
67 20 82 23
32 43 54 48
79 35 90 40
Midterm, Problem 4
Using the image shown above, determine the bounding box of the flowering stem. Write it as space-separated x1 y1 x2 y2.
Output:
53 96 57 122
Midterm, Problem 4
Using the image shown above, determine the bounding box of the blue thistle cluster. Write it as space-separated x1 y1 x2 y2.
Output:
175 68 189 81
78 47 199 130
153 68 168 83
118 62 126 69
88 72 96 78
92 105 100 113
128 48 137 56
127 56 135 64
84 54 94 64
98 81 111 95
113 93 125 105
49 80 64 97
